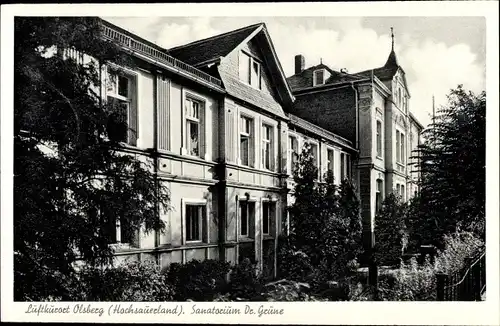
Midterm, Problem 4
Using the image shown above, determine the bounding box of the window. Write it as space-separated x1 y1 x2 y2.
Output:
341 153 345 181
327 148 335 178
262 124 273 170
239 51 261 89
103 214 135 246
341 153 350 181
239 201 255 237
262 201 275 235
396 184 401 196
396 130 401 163
313 69 325 86
288 135 299 175
401 184 405 201
398 88 402 107
400 133 405 164
240 116 253 167
345 154 351 179
185 204 205 242
376 120 382 157
106 68 137 145
376 179 383 212
185 98 202 157
251 60 261 89
309 143 319 176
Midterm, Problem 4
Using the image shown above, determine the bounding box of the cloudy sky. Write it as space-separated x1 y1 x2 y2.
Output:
103 16 486 128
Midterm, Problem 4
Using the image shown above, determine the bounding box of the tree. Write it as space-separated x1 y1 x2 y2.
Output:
14 17 170 301
412 85 485 248
286 143 363 283
373 193 408 266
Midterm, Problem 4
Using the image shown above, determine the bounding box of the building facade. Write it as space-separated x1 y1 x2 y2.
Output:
286 33 424 251
98 20 357 276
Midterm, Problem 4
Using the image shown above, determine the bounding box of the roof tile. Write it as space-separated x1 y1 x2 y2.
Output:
167 24 262 66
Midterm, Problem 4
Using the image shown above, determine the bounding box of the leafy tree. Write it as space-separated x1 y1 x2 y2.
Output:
373 193 408 266
286 143 363 283
14 17 170 301
412 85 485 248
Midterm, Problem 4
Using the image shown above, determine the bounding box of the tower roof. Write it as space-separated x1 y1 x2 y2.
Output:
384 27 399 68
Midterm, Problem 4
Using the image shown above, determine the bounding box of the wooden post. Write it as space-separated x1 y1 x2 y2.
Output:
436 272 447 301
368 260 379 300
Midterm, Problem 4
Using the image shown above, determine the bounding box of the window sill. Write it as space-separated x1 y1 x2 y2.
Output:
183 241 209 248
110 243 139 252
239 237 255 243
263 234 274 240
376 155 383 160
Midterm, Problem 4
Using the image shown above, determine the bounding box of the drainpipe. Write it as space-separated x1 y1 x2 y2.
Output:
350 82 360 155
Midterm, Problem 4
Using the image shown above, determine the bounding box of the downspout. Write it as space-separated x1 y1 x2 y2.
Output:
350 82 360 156
153 71 160 255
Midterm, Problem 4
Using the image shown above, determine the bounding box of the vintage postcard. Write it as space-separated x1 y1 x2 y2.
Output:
1 2 498 325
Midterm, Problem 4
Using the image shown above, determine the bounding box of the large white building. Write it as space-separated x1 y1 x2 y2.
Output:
90 20 422 274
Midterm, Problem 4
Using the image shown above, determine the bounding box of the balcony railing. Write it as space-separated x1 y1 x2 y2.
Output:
101 23 223 88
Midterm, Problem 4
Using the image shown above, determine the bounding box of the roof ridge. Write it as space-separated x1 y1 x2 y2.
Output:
167 22 264 52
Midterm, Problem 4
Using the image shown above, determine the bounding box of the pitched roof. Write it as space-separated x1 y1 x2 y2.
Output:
354 48 401 81
287 63 365 92
352 65 399 81
167 23 263 66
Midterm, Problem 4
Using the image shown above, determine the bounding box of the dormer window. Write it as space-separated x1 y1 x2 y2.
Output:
239 51 261 89
313 69 326 86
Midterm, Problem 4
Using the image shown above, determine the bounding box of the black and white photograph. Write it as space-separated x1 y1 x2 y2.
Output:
1 2 498 324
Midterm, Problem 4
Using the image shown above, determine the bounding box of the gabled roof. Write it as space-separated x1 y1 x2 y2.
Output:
167 22 295 118
167 23 263 66
287 63 365 92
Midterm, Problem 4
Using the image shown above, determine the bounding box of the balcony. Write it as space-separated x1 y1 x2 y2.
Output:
101 23 223 90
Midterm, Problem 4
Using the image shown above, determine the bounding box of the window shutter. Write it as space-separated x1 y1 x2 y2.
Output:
129 92 138 146
200 102 206 159
250 121 255 167
126 76 138 146
157 76 170 151
226 109 235 162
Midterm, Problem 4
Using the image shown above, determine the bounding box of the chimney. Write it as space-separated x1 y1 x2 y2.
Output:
294 54 305 74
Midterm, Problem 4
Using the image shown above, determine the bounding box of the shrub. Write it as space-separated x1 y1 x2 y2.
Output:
226 258 264 301
69 261 174 301
277 235 314 282
167 259 231 301
262 279 322 301
434 229 484 274
377 257 437 301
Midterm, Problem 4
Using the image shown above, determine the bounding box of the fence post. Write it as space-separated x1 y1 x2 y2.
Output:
436 272 447 301
466 257 476 301
472 258 481 301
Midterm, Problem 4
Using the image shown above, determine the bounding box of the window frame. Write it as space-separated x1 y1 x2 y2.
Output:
327 147 335 179
376 120 383 158
396 129 406 165
376 179 384 212
288 134 299 176
261 124 273 171
239 51 262 90
105 65 138 146
306 140 320 179
238 199 255 238
182 199 208 245
185 97 202 158
262 200 275 236
313 69 326 86
239 115 254 167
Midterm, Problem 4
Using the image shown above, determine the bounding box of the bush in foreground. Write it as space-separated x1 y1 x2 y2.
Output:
167 259 231 301
69 261 174 301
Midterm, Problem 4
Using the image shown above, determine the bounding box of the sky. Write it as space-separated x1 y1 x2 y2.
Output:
102 16 486 129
